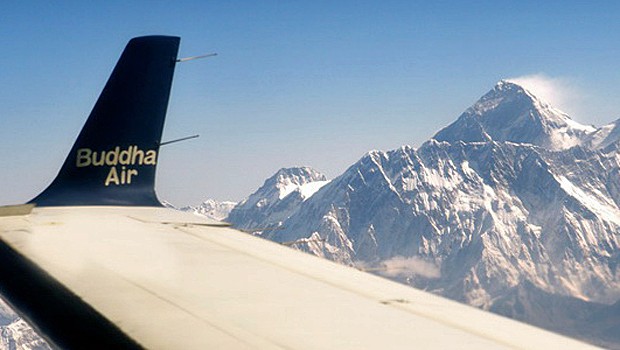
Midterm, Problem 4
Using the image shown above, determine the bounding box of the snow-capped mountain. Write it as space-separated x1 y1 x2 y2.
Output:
227 167 329 233
162 199 237 221
192 199 237 221
257 141 619 302
434 80 597 150
226 81 620 348
0 299 50 350
586 118 620 149
184 199 237 221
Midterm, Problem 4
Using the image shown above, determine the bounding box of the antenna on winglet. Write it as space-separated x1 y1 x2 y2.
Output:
159 134 200 146
30 35 180 207
176 53 217 62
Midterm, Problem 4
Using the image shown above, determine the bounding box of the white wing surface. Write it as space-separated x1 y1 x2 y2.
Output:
0 206 597 349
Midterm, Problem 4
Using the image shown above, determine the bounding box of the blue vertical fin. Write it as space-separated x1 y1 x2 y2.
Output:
30 35 180 206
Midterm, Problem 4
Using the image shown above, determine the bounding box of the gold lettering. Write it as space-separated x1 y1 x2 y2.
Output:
76 148 92 167
144 150 157 165
105 147 119 166
131 146 145 165
104 167 119 186
127 169 138 184
92 151 105 166
76 146 157 169
119 147 131 165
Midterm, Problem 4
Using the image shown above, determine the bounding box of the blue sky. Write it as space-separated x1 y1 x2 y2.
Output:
2 1 620 205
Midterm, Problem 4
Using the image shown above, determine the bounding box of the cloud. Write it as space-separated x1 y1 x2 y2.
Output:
361 256 441 279
505 73 583 118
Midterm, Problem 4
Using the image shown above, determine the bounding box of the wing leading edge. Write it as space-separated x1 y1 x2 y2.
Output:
0 36 599 349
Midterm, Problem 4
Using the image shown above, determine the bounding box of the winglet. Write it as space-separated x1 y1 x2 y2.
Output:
30 36 180 207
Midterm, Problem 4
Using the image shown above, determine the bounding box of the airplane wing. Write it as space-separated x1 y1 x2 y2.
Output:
0 36 598 349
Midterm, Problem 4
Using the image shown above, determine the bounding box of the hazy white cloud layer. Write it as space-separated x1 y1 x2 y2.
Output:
506 74 584 119
374 256 441 279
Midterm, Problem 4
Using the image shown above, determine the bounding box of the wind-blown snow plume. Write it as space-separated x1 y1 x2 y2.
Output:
506 74 582 118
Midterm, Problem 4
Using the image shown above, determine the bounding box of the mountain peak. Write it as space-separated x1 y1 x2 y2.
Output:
493 79 558 109
226 166 329 231
468 79 557 119
233 166 326 211
187 199 237 221
433 80 595 150
270 167 327 198
495 79 528 92
493 79 546 97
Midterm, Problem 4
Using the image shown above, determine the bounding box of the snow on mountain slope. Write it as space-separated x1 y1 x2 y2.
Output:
0 319 51 350
0 299 50 350
186 199 237 221
226 81 620 348
434 80 596 150
586 118 620 149
260 141 619 304
226 167 328 232
163 199 237 221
